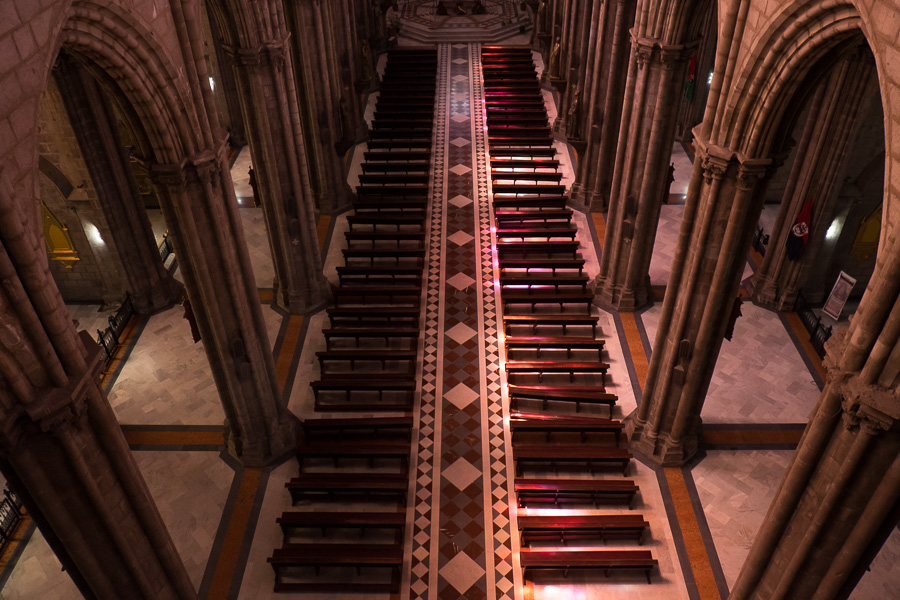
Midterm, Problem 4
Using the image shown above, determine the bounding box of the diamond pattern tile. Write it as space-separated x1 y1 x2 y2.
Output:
446 322 477 344
443 457 482 491
447 272 476 290
448 230 475 246
451 137 471 147
444 382 479 409
440 550 485 594
450 163 473 176
451 113 470 123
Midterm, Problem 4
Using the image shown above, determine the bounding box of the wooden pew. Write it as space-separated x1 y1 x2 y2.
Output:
344 231 426 247
495 226 577 241
519 549 657 584
501 289 595 312
509 412 622 445
360 162 429 173
505 360 609 382
336 266 423 285
358 173 429 185
323 327 420 347
498 257 585 274
347 213 426 231
492 183 566 196
491 171 562 183
269 543 403 593
327 306 420 326
331 285 421 306
502 314 598 336
278 511 405 543
496 241 579 258
518 514 649 546
514 478 639 508
311 378 416 411
492 196 568 209
302 416 413 441
363 150 431 163
316 349 417 372
495 209 572 225
286 472 409 506
513 444 632 476
499 273 589 289
296 441 411 471
505 336 603 359
490 146 558 158
367 139 433 150
341 248 426 265
508 384 617 415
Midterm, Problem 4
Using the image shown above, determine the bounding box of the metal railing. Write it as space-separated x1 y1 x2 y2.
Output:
0 488 23 554
796 291 832 359
158 232 174 263
752 225 769 257
97 293 135 366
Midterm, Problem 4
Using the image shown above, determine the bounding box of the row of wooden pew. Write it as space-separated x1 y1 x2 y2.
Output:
483 45 658 585
268 47 439 593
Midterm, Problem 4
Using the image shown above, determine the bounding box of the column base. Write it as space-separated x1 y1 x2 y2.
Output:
277 278 331 315
568 183 588 210
596 279 650 312
628 426 700 467
131 276 184 314
225 411 300 468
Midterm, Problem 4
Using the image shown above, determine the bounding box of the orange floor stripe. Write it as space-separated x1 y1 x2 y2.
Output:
257 289 274 303
591 212 606 253
701 427 804 446
317 214 333 253
206 468 262 599
123 429 224 447
664 467 722 600
619 312 649 392
783 312 827 381
275 315 304 390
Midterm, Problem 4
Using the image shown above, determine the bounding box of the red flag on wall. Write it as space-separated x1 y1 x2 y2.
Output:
786 197 813 261
684 52 697 101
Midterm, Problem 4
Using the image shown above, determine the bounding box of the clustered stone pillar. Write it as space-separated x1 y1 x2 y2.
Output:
53 55 182 314
731 247 900 598
285 0 353 213
225 37 330 314
569 0 635 209
151 149 297 466
753 51 876 310
595 36 692 310
628 142 770 464
0 172 196 600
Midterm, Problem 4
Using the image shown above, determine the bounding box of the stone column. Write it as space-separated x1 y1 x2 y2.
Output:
730 290 900 599
0 172 196 600
570 0 635 209
225 39 330 314
753 53 875 310
208 14 246 147
286 0 352 213
596 36 692 310
151 148 298 466
627 142 770 464
53 57 182 314
552 0 595 140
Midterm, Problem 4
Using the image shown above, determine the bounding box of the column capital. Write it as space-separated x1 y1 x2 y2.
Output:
224 36 290 68
841 373 900 433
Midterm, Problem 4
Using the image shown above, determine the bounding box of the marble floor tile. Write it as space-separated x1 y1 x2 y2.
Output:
107 306 224 426
692 449 794 590
669 142 693 196
133 450 235 590
237 206 276 289
231 146 254 201
648 203 684 287
641 302 820 424
0 528 82 600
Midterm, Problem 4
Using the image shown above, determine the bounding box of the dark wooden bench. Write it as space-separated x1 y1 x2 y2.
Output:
360 161 429 173
327 306 419 327
518 514 649 546
505 335 604 359
490 146 558 158
519 549 657 584
500 273 588 289
269 543 403 593
363 150 431 163
336 266 423 284
493 183 566 196
513 444 632 476
505 360 609 382
492 196 568 209
510 412 622 445
508 384 617 415
344 231 425 247
323 327 419 347
358 173 429 185
367 139 432 150
492 171 562 183
356 184 429 197
296 441 410 471
342 248 426 265
316 349 417 371
496 226 577 241
278 511 405 542
332 285 421 305
496 241 579 258
501 289 595 313
311 378 416 411
515 478 639 508
347 213 426 231
301 416 413 441
352 197 428 211
498 257 585 274
502 314 598 336
494 210 573 226
489 136 555 147
485 101 546 110
286 472 409 505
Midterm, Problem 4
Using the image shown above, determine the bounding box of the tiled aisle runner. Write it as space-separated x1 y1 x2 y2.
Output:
408 43 518 600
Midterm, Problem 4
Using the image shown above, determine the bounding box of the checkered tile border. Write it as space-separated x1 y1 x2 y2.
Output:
408 42 450 599
471 44 518 599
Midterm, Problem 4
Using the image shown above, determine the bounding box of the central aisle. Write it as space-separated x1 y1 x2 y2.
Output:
407 42 518 600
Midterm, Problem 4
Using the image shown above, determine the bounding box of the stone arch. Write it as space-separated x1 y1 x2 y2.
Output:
57 1 202 164
715 1 865 156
